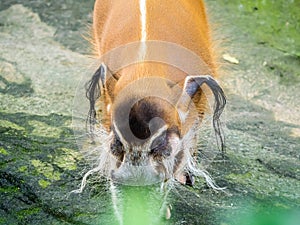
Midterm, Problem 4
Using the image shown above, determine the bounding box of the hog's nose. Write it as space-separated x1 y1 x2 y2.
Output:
129 152 142 166
124 151 148 166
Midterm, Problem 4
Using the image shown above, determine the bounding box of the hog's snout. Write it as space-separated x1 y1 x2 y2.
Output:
109 126 183 185
111 154 164 185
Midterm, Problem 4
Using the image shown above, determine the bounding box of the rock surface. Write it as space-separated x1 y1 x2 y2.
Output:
0 1 299 225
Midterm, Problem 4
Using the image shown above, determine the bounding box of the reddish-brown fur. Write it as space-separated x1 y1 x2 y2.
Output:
92 0 218 133
84 0 226 186
93 0 217 72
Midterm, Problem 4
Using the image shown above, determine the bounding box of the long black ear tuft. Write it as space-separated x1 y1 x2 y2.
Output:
182 75 227 153
85 64 106 136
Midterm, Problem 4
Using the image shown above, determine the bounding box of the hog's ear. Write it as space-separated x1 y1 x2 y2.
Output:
177 75 226 151
85 63 107 134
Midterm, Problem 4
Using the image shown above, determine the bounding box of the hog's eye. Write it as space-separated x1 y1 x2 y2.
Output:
150 131 171 157
111 135 124 156
112 137 122 148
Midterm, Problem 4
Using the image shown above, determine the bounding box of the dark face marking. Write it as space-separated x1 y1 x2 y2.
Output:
129 97 168 140
149 127 179 160
114 96 177 145
149 131 170 158
110 134 125 168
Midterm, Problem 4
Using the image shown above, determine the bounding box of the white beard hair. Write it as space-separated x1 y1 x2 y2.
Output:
71 125 116 194
172 121 225 190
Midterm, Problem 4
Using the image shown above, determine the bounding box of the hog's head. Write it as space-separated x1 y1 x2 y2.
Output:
85 64 226 186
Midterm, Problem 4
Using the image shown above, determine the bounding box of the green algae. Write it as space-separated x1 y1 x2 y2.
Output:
52 153 77 171
0 147 8 155
0 119 25 131
31 159 61 181
38 179 51 189
18 165 27 172
218 0 300 57
0 186 19 193
59 147 83 161
49 148 83 171
28 120 62 139
16 207 41 220
0 111 85 224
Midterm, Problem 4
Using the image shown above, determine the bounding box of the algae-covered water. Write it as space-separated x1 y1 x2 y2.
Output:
0 0 299 225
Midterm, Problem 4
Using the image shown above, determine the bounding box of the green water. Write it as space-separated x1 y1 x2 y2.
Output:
102 185 167 225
